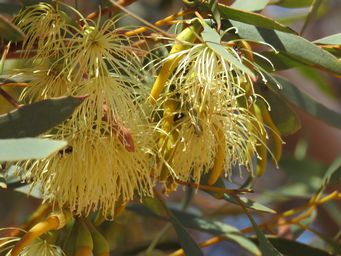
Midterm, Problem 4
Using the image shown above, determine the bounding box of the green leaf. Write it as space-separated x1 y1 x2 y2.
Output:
272 76 341 129
172 210 261 255
238 199 283 256
0 138 66 161
251 236 334 256
256 84 301 136
227 20 341 75
169 214 204 256
0 96 85 139
0 3 21 14
224 194 276 214
201 22 255 79
314 33 341 45
142 196 170 218
231 0 271 12
271 0 314 8
217 4 295 33
302 226 341 255
0 15 25 41
315 155 341 199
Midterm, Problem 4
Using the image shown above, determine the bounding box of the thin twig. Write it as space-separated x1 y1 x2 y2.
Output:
86 0 138 20
0 87 20 108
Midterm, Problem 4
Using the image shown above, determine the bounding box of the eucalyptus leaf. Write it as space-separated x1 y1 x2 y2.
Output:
231 0 271 12
272 76 341 129
224 194 276 214
271 0 314 8
0 96 85 139
314 33 341 45
251 236 334 256
170 214 204 256
0 138 67 161
0 15 25 41
238 198 283 256
227 20 341 75
172 210 261 255
217 3 294 33
201 22 255 79
314 155 341 199
0 3 21 14
256 83 301 136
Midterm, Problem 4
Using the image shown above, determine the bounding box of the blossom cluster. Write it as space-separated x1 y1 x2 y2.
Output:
9 2 280 218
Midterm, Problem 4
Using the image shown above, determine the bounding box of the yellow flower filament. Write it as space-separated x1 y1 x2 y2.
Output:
208 123 226 185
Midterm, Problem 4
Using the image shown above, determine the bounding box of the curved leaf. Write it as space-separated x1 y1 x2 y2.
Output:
227 20 341 75
271 0 314 8
231 0 271 12
314 33 341 45
0 96 85 138
217 4 295 33
0 15 24 41
0 138 67 161
172 210 261 256
273 76 341 129
170 214 204 256
251 236 334 256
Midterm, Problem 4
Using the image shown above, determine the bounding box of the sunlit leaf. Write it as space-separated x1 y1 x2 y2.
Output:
0 138 67 161
314 33 341 45
224 194 276 214
227 20 341 75
271 0 314 8
201 22 255 79
231 0 271 12
0 96 85 139
217 3 295 33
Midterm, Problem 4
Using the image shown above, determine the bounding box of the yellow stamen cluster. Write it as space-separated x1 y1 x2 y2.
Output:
151 35 270 185
14 3 154 217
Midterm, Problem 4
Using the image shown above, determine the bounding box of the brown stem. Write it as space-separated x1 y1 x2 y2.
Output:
0 87 20 108
86 0 138 20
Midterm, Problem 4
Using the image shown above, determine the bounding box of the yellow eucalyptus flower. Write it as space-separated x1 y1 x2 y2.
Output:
154 41 269 183
14 3 71 59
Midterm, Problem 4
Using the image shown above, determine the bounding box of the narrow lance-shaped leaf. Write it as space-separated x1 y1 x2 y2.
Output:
227 20 341 75
216 3 295 33
200 22 255 79
0 138 67 161
314 155 341 200
234 195 283 256
231 0 271 12
272 76 341 129
0 96 85 139
172 209 261 256
271 0 314 8
314 33 341 45
250 236 334 256
0 14 24 41
170 214 204 256
256 83 301 136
